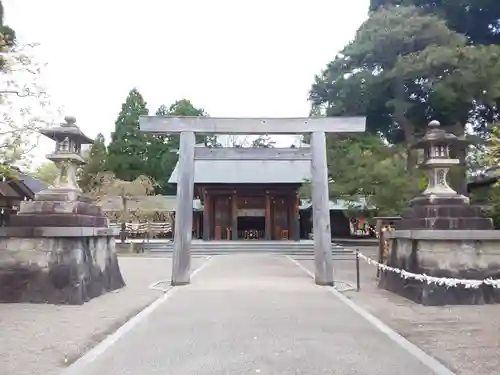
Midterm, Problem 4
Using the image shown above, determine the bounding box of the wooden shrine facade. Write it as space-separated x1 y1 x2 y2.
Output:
196 184 301 241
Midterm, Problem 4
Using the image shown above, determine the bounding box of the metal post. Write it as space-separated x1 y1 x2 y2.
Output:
311 131 334 286
171 131 195 285
356 249 360 292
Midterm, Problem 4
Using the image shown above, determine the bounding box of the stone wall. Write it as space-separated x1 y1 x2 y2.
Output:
0 236 125 304
379 232 500 305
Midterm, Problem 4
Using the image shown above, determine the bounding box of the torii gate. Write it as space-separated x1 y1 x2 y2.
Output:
139 116 366 286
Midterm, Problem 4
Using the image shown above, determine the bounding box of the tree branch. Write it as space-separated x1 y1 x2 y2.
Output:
0 89 45 97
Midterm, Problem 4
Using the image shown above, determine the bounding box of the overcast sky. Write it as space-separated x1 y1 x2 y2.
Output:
4 0 368 161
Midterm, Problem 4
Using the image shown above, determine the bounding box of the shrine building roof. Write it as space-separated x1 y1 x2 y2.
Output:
168 147 312 184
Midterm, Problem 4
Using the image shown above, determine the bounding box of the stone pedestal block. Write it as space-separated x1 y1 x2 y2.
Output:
0 232 124 304
398 196 493 231
0 116 126 304
379 230 500 305
0 192 125 305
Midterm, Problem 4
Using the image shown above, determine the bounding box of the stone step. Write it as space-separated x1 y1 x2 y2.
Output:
147 250 354 257
142 243 346 248
139 242 354 256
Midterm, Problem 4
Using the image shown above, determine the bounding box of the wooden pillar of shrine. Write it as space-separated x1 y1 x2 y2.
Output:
231 191 238 240
265 191 271 240
286 196 292 240
195 213 201 239
203 189 210 240
294 193 300 241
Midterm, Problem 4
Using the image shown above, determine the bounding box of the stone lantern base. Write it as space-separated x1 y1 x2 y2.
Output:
379 230 500 305
397 195 493 231
0 191 125 305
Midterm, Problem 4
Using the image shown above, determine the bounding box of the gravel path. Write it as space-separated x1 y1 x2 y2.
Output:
69 254 436 375
3 249 498 375
295 247 500 375
0 256 208 375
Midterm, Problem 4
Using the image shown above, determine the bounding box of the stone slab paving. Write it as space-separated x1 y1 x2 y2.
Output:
72 254 439 375
0 256 208 375
295 247 500 375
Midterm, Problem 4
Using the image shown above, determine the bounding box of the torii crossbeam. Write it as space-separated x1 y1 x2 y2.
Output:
139 116 366 286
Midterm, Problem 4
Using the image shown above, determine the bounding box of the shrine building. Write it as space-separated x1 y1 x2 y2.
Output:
169 146 356 241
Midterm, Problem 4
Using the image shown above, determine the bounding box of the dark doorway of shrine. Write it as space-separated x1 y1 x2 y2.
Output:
237 216 265 239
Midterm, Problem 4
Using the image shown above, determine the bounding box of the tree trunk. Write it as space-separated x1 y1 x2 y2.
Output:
448 123 468 196
392 80 418 173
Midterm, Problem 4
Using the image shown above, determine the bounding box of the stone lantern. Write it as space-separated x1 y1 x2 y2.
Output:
379 120 500 306
0 116 125 305
37 116 93 199
397 120 491 230
412 120 470 200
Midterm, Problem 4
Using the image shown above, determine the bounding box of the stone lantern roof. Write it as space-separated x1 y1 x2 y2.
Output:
39 116 94 145
42 116 93 167
411 120 471 150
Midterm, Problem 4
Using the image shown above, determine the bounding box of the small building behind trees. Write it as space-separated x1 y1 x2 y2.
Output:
0 166 47 226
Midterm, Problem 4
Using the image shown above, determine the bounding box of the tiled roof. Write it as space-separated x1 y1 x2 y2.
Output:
169 147 311 184
19 173 47 193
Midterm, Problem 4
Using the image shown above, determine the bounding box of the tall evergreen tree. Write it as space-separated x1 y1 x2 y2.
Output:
369 0 500 46
310 6 500 194
161 99 219 149
79 133 108 192
143 105 178 195
106 88 149 181
150 99 219 195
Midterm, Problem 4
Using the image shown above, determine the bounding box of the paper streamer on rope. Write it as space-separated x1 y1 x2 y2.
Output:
357 252 500 289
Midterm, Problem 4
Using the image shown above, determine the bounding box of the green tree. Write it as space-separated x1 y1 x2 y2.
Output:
302 134 420 216
369 1 500 133
142 105 178 195
150 99 220 195
159 99 219 149
31 162 59 185
473 125 500 227
79 133 108 192
310 6 500 194
369 0 500 46
106 88 149 181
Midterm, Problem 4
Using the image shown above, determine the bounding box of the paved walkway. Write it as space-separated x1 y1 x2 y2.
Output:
66 255 448 375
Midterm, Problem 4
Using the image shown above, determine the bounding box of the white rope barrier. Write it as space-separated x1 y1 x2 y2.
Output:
357 252 500 289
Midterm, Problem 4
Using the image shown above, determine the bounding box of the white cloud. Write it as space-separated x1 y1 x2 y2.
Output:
3 0 368 162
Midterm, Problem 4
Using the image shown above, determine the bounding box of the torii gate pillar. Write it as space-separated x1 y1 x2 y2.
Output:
171 131 195 285
140 117 366 286
311 131 333 285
